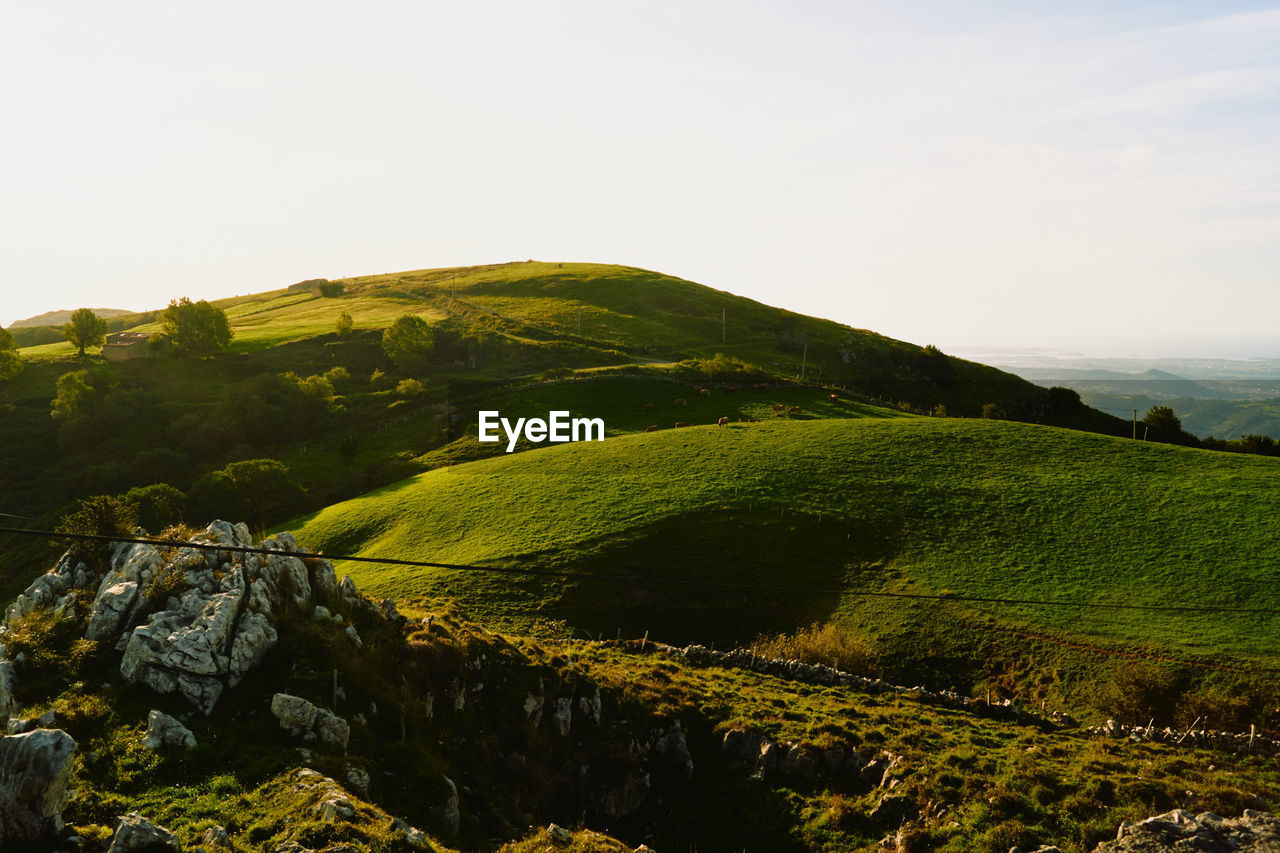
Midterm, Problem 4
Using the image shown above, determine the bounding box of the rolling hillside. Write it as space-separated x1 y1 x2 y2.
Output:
289 417 1280 680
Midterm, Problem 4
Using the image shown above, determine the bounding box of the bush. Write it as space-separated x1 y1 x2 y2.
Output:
750 622 878 675
336 312 354 339
187 459 306 530
318 281 345 297
119 483 186 533
56 495 138 567
1092 662 1187 726
397 378 424 397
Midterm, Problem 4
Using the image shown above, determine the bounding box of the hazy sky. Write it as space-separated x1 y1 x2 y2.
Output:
2 2 1277 355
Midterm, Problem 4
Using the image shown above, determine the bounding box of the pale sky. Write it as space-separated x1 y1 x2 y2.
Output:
2 2 1278 355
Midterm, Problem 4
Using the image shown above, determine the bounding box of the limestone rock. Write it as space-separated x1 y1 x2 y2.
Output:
551 696 572 736
142 710 196 750
200 824 230 848
0 649 16 719
653 723 694 781
0 728 78 844
1096 808 1280 852
107 811 182 852
270 693 350 748
85 580 139 641
435 775 460 837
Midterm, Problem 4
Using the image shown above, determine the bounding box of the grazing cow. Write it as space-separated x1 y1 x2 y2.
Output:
674 398 687 407
725 387 736 393
644 424 659 432
788 406 802 415
699 388 711 396
674 421 692 428
829 393 839 402
717 416 729 427
771 404 785 413
747 417 758 422
642 403 654 411
754 382 771 391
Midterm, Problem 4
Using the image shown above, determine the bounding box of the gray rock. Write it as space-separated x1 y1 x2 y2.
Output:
199 824 230 847
344 765 370 797
653 724 694 780
551 697 572 736
270 693 350 748
777 742 820 780
85 580 140 641
435 775 460 837
1097 808 1280 852
143 710 196 750
869 793 916 825
107 811 182 852
0 650 17 719
0 728 78 844
314 796 355 822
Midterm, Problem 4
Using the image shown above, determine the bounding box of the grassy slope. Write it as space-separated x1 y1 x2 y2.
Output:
289 417 1280 666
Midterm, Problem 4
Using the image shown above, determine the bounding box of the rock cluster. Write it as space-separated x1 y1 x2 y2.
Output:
0 522 380 716
721 727 879 784
1095 808 1280 852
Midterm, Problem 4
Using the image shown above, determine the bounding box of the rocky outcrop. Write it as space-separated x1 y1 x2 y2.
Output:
107 811 182 852
143 710 196 750
2 521 375 717
0 728 77 844
721 727 871 784
1095 808 1280 852
271 693 350 748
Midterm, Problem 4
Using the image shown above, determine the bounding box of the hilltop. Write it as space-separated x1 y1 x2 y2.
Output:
7 308 134 329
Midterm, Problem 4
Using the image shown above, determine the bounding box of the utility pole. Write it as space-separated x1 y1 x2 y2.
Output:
800 343 808 382
1133 409 1138 440
721 307 726 344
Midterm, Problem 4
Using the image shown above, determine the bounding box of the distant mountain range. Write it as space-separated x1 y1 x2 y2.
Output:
7 308 134 328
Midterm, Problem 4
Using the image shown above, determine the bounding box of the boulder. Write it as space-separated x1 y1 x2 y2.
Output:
107 811 182 852
0 728 78 844
435 775 460 837
142 710 196 750
271 693 350 748
199 824 230 848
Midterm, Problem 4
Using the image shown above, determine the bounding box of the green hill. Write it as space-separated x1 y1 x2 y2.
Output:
289 417 1280 690
0 261 1129 600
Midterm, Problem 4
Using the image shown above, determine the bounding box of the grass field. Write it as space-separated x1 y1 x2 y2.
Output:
288 417 1280 673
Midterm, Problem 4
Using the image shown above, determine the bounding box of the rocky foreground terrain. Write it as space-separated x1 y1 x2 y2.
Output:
0 522 1276 852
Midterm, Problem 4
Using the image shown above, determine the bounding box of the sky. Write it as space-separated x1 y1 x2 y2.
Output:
2 1 1278 357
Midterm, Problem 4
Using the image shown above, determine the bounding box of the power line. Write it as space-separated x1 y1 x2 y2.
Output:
1 525 1278 617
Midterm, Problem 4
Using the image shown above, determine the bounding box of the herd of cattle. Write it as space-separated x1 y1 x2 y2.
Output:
638 386 841 432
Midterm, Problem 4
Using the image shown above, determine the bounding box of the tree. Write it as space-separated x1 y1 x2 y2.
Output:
162 297 233 356
1143 405 1182 434
51 368 116 426
188 458 306 529
318 281 345 297
381 314 434 375
0 326 21 382
336 311 354 339
62 308 109 356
